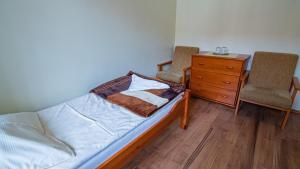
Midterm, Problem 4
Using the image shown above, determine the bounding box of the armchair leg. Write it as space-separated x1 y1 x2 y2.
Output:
281 109 291 129
235 98 241 116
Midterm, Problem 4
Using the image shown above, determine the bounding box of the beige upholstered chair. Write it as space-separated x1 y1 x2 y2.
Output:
235 51 299 129
156 46 199 84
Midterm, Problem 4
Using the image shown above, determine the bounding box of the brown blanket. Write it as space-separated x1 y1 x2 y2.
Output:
90 71 185 117
107 89 168 117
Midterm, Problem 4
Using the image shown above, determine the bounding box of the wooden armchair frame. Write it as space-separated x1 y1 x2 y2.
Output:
235 72 300 129
157 60 191 84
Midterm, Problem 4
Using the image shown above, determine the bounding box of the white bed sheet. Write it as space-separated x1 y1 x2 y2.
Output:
38 93 183 169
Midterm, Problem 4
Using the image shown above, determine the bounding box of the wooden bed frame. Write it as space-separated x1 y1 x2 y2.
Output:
97 89 191 169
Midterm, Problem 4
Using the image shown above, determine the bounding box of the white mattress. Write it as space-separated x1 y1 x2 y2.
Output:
37 93 183 169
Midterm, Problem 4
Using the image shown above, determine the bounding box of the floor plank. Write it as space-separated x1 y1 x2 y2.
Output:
123 98 300 169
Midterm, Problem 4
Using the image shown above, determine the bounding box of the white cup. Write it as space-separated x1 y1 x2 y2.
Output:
222 47 228 54
216 47 222 54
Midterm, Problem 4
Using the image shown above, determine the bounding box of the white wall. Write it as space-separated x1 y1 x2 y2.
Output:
0 0 177 114
176 0 300 109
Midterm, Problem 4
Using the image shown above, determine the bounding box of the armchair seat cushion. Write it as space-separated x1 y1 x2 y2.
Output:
156 71 182 83
240 84 292 109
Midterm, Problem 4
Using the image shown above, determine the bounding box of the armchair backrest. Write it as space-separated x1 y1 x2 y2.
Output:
171 46 199 74
248 51 298 90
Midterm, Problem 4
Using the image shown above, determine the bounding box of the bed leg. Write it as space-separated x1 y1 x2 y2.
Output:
180 89 190 129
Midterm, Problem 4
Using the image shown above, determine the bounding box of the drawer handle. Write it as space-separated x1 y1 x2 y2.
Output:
225 66 234 69
223 81 231 84
198 63 205 66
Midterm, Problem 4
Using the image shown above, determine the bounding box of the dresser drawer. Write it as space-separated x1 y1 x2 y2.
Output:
191 70 239 91
192 57 243 76
191 83 237 105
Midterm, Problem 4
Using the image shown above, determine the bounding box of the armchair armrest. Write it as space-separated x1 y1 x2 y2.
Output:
240 71 250 88
181 66 191 84
157 60 172 71
291 77 300 103
293 77 300 90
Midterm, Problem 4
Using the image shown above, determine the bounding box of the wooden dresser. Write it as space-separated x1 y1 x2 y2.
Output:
190 51 250 107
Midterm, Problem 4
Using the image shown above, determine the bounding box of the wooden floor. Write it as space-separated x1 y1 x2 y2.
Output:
123 98 300 169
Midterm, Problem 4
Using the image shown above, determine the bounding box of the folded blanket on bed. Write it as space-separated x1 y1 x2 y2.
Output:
90 71 185 117
107 89 169 117
90 71 185 99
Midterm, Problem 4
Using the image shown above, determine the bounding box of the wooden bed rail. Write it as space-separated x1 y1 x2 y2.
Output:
97 89 190 169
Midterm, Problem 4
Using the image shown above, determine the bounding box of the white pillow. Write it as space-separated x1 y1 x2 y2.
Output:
127 74 170 91
0 112 44 132
0 112 75 169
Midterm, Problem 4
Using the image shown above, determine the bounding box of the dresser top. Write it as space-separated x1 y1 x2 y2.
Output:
193 51 250 61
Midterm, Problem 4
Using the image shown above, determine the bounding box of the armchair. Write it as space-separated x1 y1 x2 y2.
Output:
235 52 299 129
156 46 199 84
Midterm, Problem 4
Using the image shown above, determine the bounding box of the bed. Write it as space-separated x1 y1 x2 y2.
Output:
0 72 190 169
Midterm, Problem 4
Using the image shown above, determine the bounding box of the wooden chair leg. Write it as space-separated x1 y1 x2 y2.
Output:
281 109 291 129
234 98 241 116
